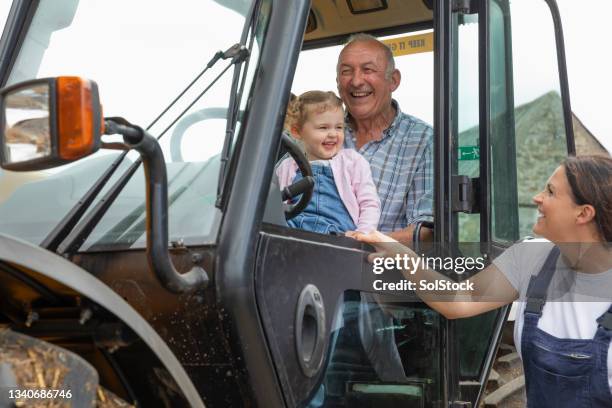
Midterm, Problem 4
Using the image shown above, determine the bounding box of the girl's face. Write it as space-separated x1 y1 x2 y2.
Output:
532 165 582 242
294 107 344 161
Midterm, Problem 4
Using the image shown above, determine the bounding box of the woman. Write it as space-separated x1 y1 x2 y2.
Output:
355 155 612 407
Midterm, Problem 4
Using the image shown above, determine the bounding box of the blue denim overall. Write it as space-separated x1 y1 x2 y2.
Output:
288 164 356 234
522 246 612 407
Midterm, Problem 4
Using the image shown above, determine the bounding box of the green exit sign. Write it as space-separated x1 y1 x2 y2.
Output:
458 146 479 161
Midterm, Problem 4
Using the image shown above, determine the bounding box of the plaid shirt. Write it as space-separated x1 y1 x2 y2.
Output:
344 101 433 232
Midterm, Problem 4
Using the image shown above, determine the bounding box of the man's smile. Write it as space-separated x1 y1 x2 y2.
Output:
349 90 373 98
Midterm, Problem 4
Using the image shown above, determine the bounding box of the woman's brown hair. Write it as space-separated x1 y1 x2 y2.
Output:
563 154 612 242
284 91 343 133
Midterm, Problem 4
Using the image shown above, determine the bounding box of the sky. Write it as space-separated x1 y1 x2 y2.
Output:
0 0 610 153
556 0 611 152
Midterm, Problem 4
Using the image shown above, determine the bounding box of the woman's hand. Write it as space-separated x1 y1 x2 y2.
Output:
347 230 416 262
348 232 518 320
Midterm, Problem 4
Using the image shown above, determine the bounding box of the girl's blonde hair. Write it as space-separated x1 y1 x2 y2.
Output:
284 91 344 133
283 93 299 134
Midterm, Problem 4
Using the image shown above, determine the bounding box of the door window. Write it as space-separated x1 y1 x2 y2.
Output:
458 0 573 247
455 12 480 243
490 0 570 243
303 293 443 407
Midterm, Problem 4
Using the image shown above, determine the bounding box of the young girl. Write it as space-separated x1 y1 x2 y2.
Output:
276 91 380 234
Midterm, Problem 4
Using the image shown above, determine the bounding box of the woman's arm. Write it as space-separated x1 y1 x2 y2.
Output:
356 231 518 319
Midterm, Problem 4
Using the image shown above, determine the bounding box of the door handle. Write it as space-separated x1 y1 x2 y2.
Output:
295 284 326 377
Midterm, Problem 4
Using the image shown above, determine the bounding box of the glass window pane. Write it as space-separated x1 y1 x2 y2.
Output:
456 13 481 243
0 0 268 248
304 292 443 407
490 0 568 243
489 0 519 244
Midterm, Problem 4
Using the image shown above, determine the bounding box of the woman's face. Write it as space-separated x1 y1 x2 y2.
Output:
532 165 581 242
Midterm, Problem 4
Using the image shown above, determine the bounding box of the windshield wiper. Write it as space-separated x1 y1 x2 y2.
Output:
216 0 261 209
42 43 250 256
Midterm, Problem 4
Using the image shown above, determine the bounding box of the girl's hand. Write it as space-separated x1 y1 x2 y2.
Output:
350 230 396 244
345 230 394 242
344 230 363 239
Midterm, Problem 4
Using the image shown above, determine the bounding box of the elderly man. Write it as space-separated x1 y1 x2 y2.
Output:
318 34 436 390
337 33 433 244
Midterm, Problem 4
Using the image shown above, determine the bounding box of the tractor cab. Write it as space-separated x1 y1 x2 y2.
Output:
0 0 575 407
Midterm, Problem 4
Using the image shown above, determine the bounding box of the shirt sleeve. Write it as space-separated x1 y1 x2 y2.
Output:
275 157 297 191
405 127 433 225
353 154 381 233
492 243 523 292
492 241 553 296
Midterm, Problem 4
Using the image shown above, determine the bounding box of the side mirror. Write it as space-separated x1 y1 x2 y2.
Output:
0 77 103 171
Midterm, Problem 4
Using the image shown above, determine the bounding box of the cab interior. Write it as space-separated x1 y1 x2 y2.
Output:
305 0 433 44
266 0 437 230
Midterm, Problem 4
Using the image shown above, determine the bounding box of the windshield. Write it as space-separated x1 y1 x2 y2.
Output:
0 0 268 250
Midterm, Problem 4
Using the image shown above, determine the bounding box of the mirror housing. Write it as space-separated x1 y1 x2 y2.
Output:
0 77 103 171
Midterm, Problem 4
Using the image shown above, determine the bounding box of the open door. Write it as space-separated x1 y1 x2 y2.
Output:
451 0 576 406
254 224 446 407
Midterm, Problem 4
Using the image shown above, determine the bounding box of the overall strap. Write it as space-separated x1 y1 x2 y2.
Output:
524 246 561 316
596 303 612 331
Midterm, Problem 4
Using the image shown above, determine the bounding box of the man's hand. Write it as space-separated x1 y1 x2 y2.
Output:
387 224 433 247
346 225 433 248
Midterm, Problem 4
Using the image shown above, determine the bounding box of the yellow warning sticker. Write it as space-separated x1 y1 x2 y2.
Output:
382 32 434 57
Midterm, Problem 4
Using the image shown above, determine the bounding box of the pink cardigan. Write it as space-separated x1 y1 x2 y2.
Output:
276 149 381 233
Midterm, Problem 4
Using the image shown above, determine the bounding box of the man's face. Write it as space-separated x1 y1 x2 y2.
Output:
336 41 399 122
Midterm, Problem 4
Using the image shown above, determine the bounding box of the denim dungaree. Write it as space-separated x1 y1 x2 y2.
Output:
522 246 612 407
288 164 356 234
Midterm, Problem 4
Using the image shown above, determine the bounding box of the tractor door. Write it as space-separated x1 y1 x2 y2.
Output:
450 0 576 406
252 224 449 408
219 1 448 407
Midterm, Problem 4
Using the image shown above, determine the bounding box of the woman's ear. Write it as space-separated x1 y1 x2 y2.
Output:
576 204 596 225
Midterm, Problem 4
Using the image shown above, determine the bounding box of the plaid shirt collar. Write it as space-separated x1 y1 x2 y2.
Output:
345 99 402 143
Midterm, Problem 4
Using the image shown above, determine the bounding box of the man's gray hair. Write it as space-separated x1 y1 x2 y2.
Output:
340 33 396 79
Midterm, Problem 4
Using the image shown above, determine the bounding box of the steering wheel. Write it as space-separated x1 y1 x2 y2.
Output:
280 133 314 220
